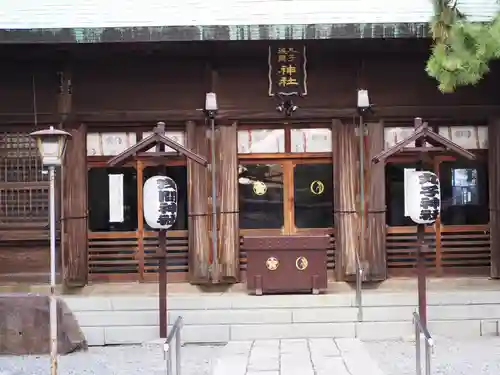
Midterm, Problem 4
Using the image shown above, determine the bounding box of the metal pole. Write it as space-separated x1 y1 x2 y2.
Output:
359 116 365 252
175 327 181 375
425 341 431 375
159 230 167 339
210 118 218 281
49 165 58 375
356 266 363 321
357 115 365 322
415 317 421 375
167 347 173 375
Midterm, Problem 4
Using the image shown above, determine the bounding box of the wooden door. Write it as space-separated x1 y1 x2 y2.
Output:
238 158 335 276
239 158 333 236
289 159 333 236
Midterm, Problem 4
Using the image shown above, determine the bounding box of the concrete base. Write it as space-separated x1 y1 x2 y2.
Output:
57 278 500 346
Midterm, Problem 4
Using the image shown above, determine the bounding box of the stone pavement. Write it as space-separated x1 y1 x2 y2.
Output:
211 338 385 375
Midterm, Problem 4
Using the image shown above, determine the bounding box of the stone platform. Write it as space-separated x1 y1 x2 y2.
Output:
211 338 385 375
1 278 500 346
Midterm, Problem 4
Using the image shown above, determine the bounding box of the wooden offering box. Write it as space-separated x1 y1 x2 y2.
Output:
242 235 329 295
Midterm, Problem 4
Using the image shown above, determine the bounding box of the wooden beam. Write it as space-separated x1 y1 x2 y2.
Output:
1 105 500 125
332 119 359 280
217 121 239 283
0 181 48 189
365 121 387 281
186 120 211 283
58 68 72 124
73 105 500 122
62 123 88 287
402 147 447 152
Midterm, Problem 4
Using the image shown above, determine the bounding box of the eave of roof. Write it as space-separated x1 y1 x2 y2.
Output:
0 23 430 44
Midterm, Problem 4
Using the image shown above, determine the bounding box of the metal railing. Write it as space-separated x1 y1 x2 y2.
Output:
163 317 183 375
355 251 363 321
413 312 434 375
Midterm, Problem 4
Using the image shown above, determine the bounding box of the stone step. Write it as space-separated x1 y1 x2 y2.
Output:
79 319 499 346
64 290 500 311
61 291 500 346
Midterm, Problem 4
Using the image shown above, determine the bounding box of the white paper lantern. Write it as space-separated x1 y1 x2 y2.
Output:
143 175 178 229
405 171 441 225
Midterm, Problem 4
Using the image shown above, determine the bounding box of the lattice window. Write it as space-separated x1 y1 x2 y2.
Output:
0 131 49 228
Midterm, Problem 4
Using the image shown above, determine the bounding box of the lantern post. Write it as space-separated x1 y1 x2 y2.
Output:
414 118 428 324
107 122 207 340
156 122 169 339
372 117 475 330
30 126 71 375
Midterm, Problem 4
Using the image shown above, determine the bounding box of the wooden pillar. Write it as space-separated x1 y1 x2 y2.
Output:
62 123 88 286
216 121 239 283
488 118 500 278
186 120 211 283
365 121 387 280
58 67 88 287
332 119 359 280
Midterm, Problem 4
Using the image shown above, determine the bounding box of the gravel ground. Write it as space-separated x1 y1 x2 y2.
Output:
0 344 223 375
365 337 500 375
3 338 500 375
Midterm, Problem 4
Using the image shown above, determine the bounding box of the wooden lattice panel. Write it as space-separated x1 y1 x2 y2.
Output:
88 231 189 282
143 230 189 282
88 232 139 281
387 225 490 276
0 185 49 227
441 226 490 274
387 227 436 275
0 133 37 157
0 131 48 229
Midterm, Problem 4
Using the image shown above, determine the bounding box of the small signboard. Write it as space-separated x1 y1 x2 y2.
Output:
268 46 308 96
108 174 124 223
143 176 178 229
405 171 441 225
403 168 416 217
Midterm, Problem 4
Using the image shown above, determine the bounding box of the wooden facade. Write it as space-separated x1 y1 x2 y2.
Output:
1 40 500 286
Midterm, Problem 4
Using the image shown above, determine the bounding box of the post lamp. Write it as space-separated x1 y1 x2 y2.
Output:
30 125 71 375
355 89 372 320
203 93 219 281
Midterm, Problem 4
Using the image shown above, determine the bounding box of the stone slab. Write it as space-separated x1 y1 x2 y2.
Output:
212 338 386 375
170 309 292 325
230 322 355 341
336 338 385 375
